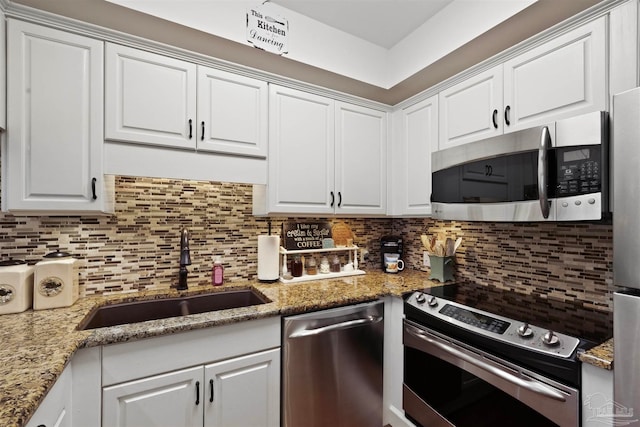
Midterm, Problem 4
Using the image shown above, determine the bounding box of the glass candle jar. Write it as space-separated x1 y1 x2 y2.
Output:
330 255 341 273
306 257 317 275
320 256 330 274
292 256 303 277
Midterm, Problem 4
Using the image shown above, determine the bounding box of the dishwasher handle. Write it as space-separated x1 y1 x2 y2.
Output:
288 315 382 339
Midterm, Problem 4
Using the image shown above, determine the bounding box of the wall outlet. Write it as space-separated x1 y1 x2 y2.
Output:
360 248 370 264
423 251 430 267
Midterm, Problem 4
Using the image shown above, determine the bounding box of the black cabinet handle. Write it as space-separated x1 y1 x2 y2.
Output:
209 379 214 402
488 165 493 176
330 191 335 207
201 121 205 141
91 177 97 200
338 192 342 207
188 119 193 139
504 105 511 126
195 381 200 405
492 109 498 128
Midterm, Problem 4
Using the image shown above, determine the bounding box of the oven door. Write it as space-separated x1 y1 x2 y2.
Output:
403 320 579 427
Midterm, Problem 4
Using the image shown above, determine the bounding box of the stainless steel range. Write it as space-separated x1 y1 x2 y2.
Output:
403 283 612 427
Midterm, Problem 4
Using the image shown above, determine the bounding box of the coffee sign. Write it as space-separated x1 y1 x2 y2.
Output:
282 222 331 250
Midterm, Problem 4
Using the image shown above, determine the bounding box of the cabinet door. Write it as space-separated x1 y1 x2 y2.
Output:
103 366 203 427
439 65 503 149
267 85 335 214
0 11 5 131
399 95 438 215
105 43 197 149
503 17 607 132
6 20 110 213
205 348 280 427
26 365 72 427
197 67 268 157
335 102 387 215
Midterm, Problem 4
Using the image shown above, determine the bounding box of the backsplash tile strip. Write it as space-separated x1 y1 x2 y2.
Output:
0 176 392 296
0 176 613 311
394 218 613 311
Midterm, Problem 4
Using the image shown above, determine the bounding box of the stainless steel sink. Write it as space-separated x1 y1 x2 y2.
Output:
78 289 269 330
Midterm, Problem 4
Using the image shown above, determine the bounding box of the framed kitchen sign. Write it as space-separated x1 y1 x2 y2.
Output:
246 5 289 55
282 221 331 250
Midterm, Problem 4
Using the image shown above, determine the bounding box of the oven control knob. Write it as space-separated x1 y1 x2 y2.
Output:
415 293 426 304
516 323 533 338
542 330 560 346
427 296 438 308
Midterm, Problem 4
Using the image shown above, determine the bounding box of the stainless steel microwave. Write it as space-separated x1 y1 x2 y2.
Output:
431 111 609 222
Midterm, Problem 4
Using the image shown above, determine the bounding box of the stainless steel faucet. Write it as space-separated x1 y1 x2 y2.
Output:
177 228 191 290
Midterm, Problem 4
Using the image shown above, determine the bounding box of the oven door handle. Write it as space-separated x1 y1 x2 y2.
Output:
404 323 567 402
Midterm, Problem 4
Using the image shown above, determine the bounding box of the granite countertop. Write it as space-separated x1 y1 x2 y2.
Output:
579 338 614 370
0 269 441 427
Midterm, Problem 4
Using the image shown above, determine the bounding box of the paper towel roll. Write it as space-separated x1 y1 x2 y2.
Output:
258 235 280 281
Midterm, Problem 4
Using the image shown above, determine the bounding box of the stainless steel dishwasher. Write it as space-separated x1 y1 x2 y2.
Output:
282 300 384 427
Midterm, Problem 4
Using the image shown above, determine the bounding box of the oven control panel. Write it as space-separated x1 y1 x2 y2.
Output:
407 292 580 358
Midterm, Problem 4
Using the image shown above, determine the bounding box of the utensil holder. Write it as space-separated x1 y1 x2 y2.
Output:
429 255 455 282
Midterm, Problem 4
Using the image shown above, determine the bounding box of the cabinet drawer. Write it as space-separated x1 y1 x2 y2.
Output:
102 316 280 386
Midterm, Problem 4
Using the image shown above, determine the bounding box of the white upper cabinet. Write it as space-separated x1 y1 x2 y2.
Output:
262 85 335 215
197 67 268 157
395 95 438 216
256 85 387 216
438 17 606 150
438 66 503 150
6 19 114 214
503 17 607 132
106 44 268 157
335 101 387 215
105 43 197 149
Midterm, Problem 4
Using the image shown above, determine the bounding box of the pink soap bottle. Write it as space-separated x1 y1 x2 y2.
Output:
212 256 224 286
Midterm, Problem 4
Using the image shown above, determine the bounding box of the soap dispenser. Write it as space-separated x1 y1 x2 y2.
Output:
212 256 224 286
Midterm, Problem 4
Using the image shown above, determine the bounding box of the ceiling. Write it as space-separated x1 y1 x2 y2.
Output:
271 0 454 49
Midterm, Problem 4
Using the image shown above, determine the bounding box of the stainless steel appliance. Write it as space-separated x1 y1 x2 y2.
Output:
282 301 384 427
381 235 403 269
431 111 609 222
404 284 612 427
613 87 640 422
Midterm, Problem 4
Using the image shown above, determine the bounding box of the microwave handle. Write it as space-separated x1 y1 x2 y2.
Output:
538 126 551 219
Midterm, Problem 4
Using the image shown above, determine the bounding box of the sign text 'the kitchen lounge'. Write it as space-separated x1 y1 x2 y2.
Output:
246 7 289 55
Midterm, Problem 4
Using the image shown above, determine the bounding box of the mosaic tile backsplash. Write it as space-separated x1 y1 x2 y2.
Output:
0 177 613 310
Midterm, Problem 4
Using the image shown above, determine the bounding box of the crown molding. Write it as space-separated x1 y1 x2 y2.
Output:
5 0 627 109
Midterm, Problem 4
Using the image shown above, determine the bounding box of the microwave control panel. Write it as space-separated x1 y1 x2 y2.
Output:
555 146 602 196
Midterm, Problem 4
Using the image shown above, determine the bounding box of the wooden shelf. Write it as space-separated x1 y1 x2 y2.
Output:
279 269 366 284
279 246 364 283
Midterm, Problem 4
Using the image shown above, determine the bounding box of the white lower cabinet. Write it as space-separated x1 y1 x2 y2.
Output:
26 364 72 427
581 363 614 427
103 366 203 427
204 349 280 427
102 349 280 427
101 317 281 427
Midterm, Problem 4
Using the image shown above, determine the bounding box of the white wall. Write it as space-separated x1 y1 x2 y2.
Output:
106 0 534 89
